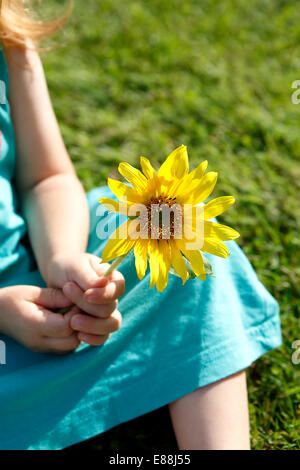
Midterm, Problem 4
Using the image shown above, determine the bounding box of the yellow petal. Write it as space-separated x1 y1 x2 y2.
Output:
204 221 240 240
140 157 161 197
118 162 148 194
177 240 206 280
156 240 171 292
189 160 208 181
204 196 235 220
181 205 205 250
158 145 189 180
171 241 189 284
108 177 142 203
185 171 218 205
98 197 129 215
134 240 148 280
140 156 157 179
148 239 160 288
202 238 229 258
101 221 135 262
147 174 161 198
176 160 208 200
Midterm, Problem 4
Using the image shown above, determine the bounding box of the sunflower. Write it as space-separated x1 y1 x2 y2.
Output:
99 145 239 292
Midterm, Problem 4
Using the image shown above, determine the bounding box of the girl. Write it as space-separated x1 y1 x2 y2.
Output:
0 1 281 450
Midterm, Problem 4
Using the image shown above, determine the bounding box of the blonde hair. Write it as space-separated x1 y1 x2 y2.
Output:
0 0 72 49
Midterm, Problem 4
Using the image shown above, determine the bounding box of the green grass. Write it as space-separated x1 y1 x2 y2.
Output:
42 0 299 450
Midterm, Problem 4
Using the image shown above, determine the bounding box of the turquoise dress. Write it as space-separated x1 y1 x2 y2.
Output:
0 49 282 450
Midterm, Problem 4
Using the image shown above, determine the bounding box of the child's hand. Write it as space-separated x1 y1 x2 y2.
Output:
0 285 81 354
47 253 125 346
47 252 117 291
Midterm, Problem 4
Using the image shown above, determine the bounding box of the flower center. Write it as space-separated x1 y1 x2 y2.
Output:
139 195 182 240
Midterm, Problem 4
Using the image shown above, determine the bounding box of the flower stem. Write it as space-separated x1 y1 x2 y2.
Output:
104 254 127 276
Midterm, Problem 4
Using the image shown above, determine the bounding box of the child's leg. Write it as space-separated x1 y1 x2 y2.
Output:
168 370 250 450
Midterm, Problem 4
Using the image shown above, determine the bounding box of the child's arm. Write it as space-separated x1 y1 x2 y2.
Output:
6 46 90 283
5 45 124 346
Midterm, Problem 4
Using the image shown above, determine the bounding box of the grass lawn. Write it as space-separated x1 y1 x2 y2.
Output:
42 0 299 450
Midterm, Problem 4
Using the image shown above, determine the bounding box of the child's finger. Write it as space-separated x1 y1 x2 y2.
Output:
71 259 108 291
106 268 125 284
88 255 110 277
84 276 125 304
63 282 117 318
36 307 75 338
64 305 81 324
77 332 110 346
43 332 80 354
71 310 122 335
30 287 73 309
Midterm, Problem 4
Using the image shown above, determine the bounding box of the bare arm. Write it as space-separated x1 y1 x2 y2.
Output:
1 45 124 350
5 46 90 283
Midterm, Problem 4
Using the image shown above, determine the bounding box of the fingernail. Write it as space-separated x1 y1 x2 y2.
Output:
85 294 100 304
63 283 73 295
72 316 83 328
85 287 105 302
